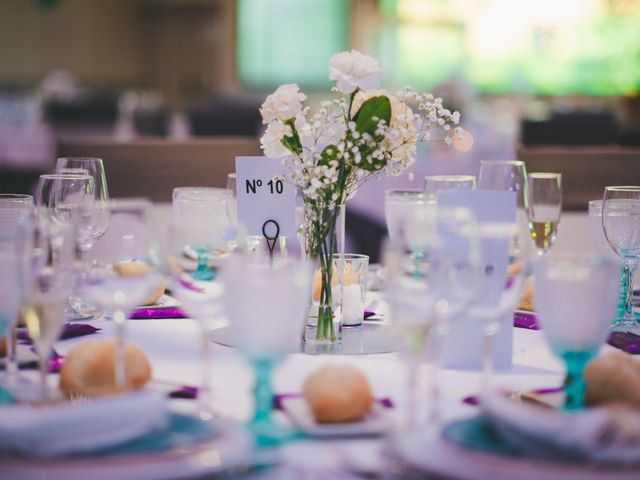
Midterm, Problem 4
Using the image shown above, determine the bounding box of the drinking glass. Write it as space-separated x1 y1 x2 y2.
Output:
0 194 34 385
80 199 163 390
534 253 619 410
172 187 231 281
527 173 562 256
221 254 311 446
477 160 529 227
22 217 76 403
602 186 640 330
384 189 433 244
588 200 629 326
225 174 238 250
169 225 225 420
424 175 476 194
384 205 481 429
467 221 536 391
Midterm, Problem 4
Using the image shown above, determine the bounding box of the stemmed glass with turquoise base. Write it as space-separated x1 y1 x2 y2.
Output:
588 199 638 328
534 253 619 410
221 255 311 446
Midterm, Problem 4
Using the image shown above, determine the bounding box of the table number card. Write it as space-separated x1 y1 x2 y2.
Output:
235 156 297 239
437 190 517 370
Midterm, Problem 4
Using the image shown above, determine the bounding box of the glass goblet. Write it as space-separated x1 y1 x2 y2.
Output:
527 172 562 256
534 253 619 410
602 186 640 331
80 199 162 391
172 187 231 281
424 175 476 194
588 200 629 327
220 255 311 446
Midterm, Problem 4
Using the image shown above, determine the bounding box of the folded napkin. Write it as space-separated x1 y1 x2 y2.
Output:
608 331 640 354
0 389 168 456
513 310 539 330
480 391 640 464
272 392 394 410
17 323 101 345
129 307 187 320
169 385 199 400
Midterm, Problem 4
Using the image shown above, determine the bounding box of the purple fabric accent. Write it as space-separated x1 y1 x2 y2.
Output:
608 332 640 354
169 385 199 399
23 348 65 373
273 392 394 410
513 311 539 330
129 307 187 319
364 310 376 319
462 386 562 406
17 323 101 345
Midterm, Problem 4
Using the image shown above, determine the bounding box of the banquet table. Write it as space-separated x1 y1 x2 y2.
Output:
3 207 636 479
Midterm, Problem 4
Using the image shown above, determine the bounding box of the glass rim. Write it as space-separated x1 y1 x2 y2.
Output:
0 193 33 200
424 174 476 181
479 160 525 166
604 186 640 192
529 172 561 179
384 188 426 196
39 173 91 180
332 253 370 261
56 156 104 164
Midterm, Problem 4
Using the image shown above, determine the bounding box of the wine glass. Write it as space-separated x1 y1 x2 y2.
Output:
602 186 640 331
80 199 163 390
225 174 238 250
424 175 476 194
467 221 536 391
22 217 76 403
384 189 433 244
588 200 628 327
477 160 529 227
168 225 225 420
220 254 311 446
0 194 34 386
384 205 481 429
172 187 232 281
534 253 619 410
527 173 562 256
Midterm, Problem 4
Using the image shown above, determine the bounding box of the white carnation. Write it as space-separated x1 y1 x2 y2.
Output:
260 120 292 158
329 50 383 94
260 83 306 124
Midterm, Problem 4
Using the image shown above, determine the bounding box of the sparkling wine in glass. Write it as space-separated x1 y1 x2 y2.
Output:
602 186 640 331
527 173 562 256
80 199 162 390
534 253 619 409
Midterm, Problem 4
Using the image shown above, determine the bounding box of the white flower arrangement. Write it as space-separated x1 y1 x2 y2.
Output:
259 50 463 211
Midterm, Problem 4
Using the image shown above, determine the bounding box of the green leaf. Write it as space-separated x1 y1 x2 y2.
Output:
353 96 391 136
280 119 302 154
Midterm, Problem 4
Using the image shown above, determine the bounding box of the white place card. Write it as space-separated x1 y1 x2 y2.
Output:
235 156 297 238
437 190 517 370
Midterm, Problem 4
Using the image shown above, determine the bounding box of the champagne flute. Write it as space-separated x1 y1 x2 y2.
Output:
173 187 231 281
384 205 481 429
22 217 76 403
424 175 476 194
221 254 311 446
602 186 640 331
477 160 529 227
168 224 225 420
527 173 562 256
80 199 162 390
534 253 619 409
0 194 34 386
588 200 629 327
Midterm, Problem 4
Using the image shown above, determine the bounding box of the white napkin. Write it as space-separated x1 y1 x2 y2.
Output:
482 391 640 464
0 390 167 456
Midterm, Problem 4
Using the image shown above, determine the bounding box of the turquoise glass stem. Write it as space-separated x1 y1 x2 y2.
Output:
614 265 626 324
192 246 214 281
248 357 296 447
561 350 592 410
0 317 12 404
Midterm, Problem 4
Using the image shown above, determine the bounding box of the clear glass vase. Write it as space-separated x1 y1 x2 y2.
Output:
302 201 345 345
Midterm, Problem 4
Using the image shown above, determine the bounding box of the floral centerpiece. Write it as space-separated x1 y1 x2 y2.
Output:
259 50 463 343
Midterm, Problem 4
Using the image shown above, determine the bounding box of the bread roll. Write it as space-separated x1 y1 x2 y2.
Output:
113 260 165 305
518 276 534 311
302 365 373 423
60 339 152 397
584 351 640 408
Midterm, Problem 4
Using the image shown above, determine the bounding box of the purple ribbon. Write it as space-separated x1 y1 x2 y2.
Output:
20 347 65 373
129 307 187 320
513 311 539 330
272 392 395 410
17 323 101 345
608 331 640 354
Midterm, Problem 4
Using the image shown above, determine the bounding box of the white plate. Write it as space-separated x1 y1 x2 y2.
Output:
0 422 252 480
281 396 393 438
395 427 640 480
